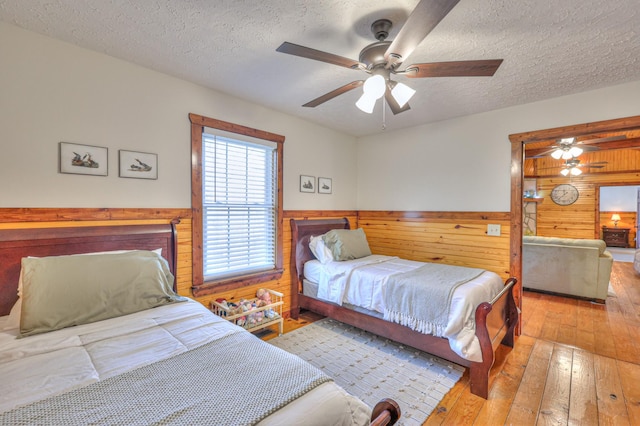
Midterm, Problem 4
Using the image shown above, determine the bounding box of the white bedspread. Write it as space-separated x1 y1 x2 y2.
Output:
308 255 504 362
0 300 371 425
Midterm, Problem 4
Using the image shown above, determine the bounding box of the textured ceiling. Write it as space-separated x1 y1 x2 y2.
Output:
1 0 639 137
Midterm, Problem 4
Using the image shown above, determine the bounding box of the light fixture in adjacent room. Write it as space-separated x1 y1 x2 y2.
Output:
560 165 582 176
551 137 583 160
611 213 621 227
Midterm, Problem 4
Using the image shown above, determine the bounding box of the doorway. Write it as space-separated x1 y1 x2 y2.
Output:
507 114 640 333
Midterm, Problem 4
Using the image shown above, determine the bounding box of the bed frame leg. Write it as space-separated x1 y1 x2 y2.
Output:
469 365 490 399
290 307 300 320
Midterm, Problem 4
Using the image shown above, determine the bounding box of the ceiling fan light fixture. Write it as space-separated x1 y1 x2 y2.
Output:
561 150 575 160
390 82 416 108
569 146 583 157
551 149 564 160
560 168 570 176
362 74 386 100
570 167 582 176
356 92 377 113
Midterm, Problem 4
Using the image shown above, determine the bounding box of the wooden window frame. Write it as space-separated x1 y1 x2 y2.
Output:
189 113 284 297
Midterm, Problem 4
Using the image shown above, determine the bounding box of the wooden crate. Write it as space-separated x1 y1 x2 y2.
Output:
211 289 283 335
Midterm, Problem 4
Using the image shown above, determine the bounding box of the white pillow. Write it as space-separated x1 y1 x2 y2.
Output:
309 235 334 264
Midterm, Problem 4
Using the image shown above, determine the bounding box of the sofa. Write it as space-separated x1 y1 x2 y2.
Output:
522 236 613 303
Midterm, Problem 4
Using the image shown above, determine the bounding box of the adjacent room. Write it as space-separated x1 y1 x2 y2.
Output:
1 1 639 425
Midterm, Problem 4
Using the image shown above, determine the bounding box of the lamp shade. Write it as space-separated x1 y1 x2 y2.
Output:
355 93 377 113
551 149 564 160
611 214 621 221
568 146 583 157
390 82 416 107
362 75 386 99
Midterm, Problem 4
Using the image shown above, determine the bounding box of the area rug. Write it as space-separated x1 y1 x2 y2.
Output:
268 318 464 426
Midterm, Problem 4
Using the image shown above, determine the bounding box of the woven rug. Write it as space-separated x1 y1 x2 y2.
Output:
268 318 464 426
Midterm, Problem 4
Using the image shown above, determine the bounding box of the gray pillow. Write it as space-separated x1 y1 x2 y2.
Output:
19 251 186 337
322 228 372 261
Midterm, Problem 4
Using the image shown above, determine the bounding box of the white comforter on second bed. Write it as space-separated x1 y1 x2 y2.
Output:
0 300 370 425
304 255 505 362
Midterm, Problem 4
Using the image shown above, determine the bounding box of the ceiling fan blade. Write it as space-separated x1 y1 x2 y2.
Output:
384 0 460 66
402 59 504 78
585 161 608 166
384 88 411 115
277 42 361 69
526 147 557 159
302 81 364 108
578 135 626 145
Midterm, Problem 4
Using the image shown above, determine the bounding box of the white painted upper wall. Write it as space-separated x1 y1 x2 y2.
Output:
2 22 640 213
357 80 640 211
0 22 358 210
600 186 640 212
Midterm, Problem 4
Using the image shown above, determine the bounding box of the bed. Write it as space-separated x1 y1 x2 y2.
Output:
0 221 400 425
290 218 518 399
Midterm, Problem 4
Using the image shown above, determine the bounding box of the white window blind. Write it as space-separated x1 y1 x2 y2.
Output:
202 132 277 281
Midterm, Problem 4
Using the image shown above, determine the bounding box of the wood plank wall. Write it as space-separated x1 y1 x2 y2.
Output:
0 208 194 299
0 208 513 316
358 211 512 281
525 147 640 177
530 172 640 239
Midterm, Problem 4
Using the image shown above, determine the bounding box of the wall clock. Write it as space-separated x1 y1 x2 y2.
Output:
550 184 579 205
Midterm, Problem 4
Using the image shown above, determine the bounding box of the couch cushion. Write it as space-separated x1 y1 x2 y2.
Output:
523 236 607 255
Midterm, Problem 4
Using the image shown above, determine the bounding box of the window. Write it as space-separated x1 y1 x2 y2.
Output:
189 114 284 296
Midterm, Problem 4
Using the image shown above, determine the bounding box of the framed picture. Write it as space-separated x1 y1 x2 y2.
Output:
119 150 158 179
59 142 108 176
300 175 315 193
318 177 332 194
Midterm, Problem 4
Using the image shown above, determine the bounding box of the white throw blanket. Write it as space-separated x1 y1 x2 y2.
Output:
383 263 484 336
312 256 505 362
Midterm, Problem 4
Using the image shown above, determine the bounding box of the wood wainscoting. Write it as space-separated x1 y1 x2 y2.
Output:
0 208 193 300
0 208 514 321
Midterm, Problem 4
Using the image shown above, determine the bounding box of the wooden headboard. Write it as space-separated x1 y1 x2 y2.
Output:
289 218 350 292
0 221 179 316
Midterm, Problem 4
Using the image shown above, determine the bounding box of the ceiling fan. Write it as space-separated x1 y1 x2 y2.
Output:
540 158 608 176
276 0 503 115
526 135 627 159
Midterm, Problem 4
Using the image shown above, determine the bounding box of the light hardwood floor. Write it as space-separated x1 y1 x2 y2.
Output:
271 261 640 425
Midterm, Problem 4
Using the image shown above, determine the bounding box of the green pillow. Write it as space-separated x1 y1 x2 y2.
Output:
19 251 186 337
322 228 372 261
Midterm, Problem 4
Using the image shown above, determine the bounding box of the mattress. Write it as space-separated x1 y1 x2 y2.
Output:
303 255 504 362
0 300 371 425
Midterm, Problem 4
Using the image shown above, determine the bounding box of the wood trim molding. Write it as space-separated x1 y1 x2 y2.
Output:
510 115 640 144
0 208 190 223
358 210 510 221
189 112 285 291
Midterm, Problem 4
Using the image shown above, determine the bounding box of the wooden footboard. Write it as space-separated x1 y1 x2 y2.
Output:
371 399 401 426
469 277 518 399
290 218 519 400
